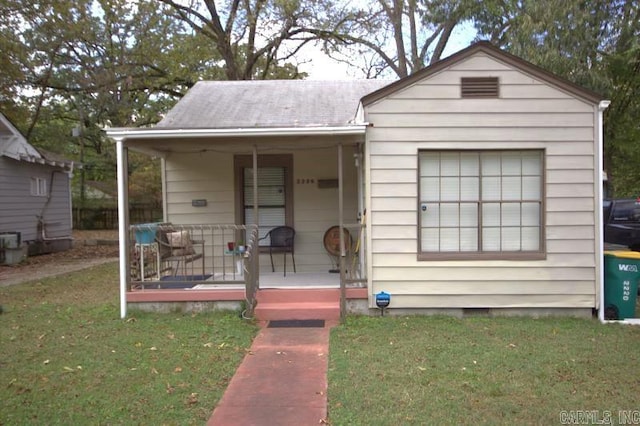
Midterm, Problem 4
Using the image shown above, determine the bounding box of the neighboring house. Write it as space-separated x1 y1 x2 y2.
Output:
108 42 610 320
0 113 74 258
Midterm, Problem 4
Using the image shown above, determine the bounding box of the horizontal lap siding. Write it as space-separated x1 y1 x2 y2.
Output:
164 147 357 273
365 53 597 309
0 158 71 241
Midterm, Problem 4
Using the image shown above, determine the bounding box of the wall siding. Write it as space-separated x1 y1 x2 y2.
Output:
365 52 598 309
164 146 358 273
0 157 71 241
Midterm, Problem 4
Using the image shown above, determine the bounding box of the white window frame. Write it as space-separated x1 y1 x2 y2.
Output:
30 177 48 197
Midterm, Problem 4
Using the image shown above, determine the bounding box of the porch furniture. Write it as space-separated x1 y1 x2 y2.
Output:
156 227 205 277
259 226 296 276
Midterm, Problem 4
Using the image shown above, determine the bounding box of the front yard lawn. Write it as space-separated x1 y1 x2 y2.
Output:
329 315 640 425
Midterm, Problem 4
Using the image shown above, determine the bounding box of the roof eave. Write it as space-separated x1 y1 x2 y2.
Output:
106 126 368 141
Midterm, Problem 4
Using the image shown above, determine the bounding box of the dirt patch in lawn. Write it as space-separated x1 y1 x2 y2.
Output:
0 230 119 287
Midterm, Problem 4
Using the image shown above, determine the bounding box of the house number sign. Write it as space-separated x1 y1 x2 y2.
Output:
296 178 315 184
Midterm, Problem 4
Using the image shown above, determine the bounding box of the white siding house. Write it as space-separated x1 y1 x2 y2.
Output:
108 42 608 319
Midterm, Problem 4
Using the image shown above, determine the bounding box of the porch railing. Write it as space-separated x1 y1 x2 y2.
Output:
128 223 257 290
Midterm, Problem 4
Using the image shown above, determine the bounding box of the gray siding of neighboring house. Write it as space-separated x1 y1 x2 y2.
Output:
364 52 599 310
0 156 72 243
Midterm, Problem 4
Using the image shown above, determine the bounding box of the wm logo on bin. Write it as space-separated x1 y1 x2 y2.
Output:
618 264 639 272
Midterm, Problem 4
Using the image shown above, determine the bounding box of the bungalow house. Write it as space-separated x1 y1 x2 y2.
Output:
0 113 74 262
107 42 609 321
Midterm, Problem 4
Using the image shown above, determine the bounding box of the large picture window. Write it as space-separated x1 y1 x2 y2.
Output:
418 150 544 260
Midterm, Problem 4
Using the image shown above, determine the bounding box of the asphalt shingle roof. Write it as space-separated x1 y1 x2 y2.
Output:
156 80 393 129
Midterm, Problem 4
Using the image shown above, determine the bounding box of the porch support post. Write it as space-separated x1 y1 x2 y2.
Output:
115 137 130 319
252 145 259 288
338 143 346 323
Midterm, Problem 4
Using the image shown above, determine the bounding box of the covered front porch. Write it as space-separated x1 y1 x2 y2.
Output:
111 137 371 319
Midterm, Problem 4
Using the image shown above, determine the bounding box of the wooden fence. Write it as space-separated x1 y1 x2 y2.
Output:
73 206 162 230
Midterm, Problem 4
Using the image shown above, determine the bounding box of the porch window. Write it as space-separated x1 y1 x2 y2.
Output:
418 150 545 260
235 155 293 245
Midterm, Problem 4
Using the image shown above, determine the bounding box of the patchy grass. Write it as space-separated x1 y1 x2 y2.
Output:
328 315 640 425
0 263 258 425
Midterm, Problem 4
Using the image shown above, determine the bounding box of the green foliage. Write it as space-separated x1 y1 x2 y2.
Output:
473 0 640 196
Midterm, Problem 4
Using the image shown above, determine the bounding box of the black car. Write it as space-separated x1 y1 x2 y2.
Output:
603 199 640 251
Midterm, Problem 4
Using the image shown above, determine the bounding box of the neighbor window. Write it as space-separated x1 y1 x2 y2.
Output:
30 177 47 196
418 150 544 260
235 155 293 245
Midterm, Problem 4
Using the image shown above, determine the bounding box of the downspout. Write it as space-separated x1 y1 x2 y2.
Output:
115 137 130 319
597 100 610 323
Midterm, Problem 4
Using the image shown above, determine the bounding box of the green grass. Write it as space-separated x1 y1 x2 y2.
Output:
4 263 640 425
328 315 640 425
0 263 259 425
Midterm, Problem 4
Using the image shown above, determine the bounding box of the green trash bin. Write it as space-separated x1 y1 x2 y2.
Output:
604 251 640 320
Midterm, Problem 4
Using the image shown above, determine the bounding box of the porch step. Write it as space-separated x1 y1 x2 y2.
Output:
254 288 341 321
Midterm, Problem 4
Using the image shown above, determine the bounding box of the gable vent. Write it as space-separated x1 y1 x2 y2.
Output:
461 77 499 98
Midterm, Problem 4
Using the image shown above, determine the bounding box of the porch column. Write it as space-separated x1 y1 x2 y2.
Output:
338 143 346 322
115 137 130 319
253 145 259 284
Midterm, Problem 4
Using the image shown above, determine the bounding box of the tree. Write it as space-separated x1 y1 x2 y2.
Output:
156 0 333 80
318 0 479 78
474 0 640 196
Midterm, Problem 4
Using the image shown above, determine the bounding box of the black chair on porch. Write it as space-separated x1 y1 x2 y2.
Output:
259 226 296 276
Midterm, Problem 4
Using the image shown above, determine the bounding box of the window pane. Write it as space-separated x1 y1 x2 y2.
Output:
440 203 459 227
421 204 440 227
420 177 440 201
502 227 521 250
522 176 541 199
482 176 500 200
441 153 459 176
441 177 459 201
502 152 521 175
460 177 479 200
482 227 500 251
460 228 478 251
440 228 459 251
502 203 521 226
522 202 540 226
482 203 500 226
522 227 540 250
421 228 440 251
420 153 440 177
502 176 521 200
460 152 479 176
481 153 500 175
460 203 478 226
522 152 541 175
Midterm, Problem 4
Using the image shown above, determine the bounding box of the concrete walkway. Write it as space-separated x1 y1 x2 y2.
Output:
207 323 333 425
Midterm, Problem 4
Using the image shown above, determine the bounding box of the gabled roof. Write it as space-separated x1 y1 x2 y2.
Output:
157 79 392 129
0 113 73 170
361 41 603 106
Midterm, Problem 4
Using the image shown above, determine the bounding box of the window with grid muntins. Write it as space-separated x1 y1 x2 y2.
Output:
419 150 543 259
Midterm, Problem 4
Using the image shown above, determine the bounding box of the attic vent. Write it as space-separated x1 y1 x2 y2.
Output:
461 77 499 98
